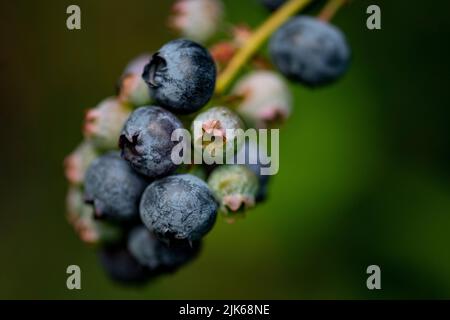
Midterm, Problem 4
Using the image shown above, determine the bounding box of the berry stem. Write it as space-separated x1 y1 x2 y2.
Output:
215 0 312 95
318 0 348 22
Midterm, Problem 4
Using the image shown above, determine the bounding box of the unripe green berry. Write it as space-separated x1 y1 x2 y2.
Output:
66 186 122 245
64 141 98 186
169 0 224 43
118 54 153 107
192 106 245 160
207 165 259 215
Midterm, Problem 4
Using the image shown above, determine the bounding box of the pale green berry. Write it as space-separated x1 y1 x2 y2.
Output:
64 140 98 185
83 97 131 151
207 165 259 214
192 106 245 161
118 54 152 107
232 70 292 129
66 186 122 245
170 0 224 43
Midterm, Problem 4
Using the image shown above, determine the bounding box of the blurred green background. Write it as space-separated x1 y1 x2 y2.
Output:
1 0 450 299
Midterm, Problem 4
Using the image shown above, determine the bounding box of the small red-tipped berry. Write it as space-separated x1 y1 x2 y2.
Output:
192 106 245 160
117 54 152 107
66 186 122 245
64 141 98 185
210 25 252 71
210 42 237 69
231 24 252 47
83 97 131 150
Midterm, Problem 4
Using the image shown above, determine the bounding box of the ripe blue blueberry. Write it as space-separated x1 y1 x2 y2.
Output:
269 16 351 87
84 151 148 221
128 226 201 272
98 245 152 285
142 39 216 114
119 106 183 178
140 174 218 243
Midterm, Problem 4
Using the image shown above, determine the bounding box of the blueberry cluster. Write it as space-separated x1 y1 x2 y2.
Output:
64 0 352 285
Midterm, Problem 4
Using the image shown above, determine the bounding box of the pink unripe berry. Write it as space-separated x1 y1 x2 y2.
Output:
117 54 152 107
83 97 131 150
169 0 223 43
232 70 292 129
66 186 122 245
64 141 98 185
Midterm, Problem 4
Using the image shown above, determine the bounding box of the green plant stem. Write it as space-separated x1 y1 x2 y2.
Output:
215 0 312 95
318 0 348 22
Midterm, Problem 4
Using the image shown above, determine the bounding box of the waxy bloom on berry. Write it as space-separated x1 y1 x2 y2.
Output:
269 16 351 87
84 152 148 221
128 226 201 272
119 106 184 178
142 39 216 114
140 174 218 244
